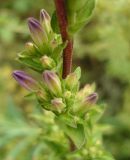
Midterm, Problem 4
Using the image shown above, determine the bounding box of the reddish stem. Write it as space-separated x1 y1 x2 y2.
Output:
54 0 73 78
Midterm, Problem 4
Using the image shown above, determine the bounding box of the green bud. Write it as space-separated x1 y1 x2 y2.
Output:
42 70 62 96
25 42 34 52
40 55 55 69
36 90 48 101
25 42 40 56
64 91 72 99
75 93 98 115
77 83 96 100
51 98 66 113
65 73 78 90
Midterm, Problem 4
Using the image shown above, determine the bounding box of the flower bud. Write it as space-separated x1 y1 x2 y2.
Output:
74 93 98 115
51 98 65 113
40 9 51 34
65 73 78 90
64 91 72 99
25 42 36 55
40 55 55 69
78 83 96 99
42 70 62 96
28 17 48 45
83 93 98 105
12 70 37 91
36 90 48 101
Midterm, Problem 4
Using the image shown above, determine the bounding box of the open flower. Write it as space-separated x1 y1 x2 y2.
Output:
12 70 37 91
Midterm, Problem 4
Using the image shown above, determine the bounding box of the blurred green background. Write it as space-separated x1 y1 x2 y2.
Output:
0 0 130 159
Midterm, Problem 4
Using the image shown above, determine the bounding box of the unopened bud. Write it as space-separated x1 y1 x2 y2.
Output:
28 17 48 45
74 93 98 115
42 70 62 96
40 55 55 69
78 83 96 99
51 98 65 113
65 73 78 90
83 93 98 105
40 9 51 34
12 70 37 91
36 90 48 101
64 91 72 99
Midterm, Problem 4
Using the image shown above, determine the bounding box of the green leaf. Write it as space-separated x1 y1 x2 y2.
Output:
65 123 86 149
32 144 44 160
56 116 86 150
68 20 89 35
76 0 95 22
74 67 81 80
86 104 106 124
52 42 67 61
66 0 88 12
68 0 95 35
51 11 60 34
58 114 77 128
18 56 43 72
5 138 31 160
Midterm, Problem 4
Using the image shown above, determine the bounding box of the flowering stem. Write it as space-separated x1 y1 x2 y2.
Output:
54 1 76 151
54 0 73 79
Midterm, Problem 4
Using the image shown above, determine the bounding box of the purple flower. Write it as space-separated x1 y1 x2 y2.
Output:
40 9 51 33
42 70 62 96
12 70 37 91
28 17 47 45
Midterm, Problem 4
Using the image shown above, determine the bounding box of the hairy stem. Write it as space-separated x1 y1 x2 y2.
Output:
54 0 76 152
54 0 73 78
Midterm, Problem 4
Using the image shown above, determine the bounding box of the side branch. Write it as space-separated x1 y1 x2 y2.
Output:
54 0 73 78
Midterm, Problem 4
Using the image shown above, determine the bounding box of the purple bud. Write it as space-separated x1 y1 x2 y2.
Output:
12 70 37 91
40 9 50 22
84 93 98 105
74 93 98 115
40 9 51 33
28 17 48 45
42 70 62 96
